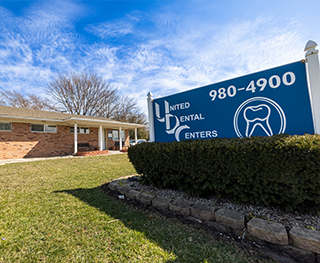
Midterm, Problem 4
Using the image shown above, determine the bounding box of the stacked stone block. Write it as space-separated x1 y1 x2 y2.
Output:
108 177 320 262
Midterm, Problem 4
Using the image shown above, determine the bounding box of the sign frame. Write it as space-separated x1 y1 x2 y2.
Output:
148 41 320 142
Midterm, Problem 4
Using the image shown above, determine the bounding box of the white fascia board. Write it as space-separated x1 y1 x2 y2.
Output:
63 117 146 128
0 115 146 128
0 115 64 123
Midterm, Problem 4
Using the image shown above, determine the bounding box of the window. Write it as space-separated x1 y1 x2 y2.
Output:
0 122 11 131
121 130 125 141
70 127 90 134
80 127 89 134
45 125 57 132
31 124 44 132
112 130 119 141
31 124 57 133
112 129 125 141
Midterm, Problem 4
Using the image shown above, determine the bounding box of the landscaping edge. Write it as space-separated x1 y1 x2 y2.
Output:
108 176 320 263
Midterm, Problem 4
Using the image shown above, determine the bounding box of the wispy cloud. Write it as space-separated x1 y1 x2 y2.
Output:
0 0 318 114
0 1 85 95
92 12 307 104
87 19 134 38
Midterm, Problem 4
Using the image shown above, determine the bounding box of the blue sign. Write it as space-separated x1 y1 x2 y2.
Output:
153 61 314 142
108 131 112 140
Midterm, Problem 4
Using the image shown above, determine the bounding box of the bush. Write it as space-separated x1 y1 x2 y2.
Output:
128 134 320 213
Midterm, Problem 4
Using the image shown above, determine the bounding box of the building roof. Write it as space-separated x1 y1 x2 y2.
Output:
0 105 146 129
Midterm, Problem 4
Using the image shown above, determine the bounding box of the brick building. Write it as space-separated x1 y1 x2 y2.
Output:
0 106 145 160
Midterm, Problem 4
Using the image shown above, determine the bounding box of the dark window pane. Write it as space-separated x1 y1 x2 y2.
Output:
31 124 44 132
0 122 11 131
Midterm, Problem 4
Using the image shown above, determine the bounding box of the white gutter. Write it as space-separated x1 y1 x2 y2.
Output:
0 115 146 128
64 117 146 128
0 115 64 123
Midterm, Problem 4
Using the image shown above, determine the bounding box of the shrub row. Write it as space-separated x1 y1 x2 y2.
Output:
128 134 320 213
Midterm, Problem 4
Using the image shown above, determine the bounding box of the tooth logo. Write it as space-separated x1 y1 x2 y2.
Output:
234 97 286 138
244 104 272 137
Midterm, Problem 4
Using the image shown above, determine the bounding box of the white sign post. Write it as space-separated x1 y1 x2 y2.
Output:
305 40 320 134
147 92 155 142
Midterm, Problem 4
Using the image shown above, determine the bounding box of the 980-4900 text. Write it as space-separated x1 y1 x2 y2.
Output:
209 71 296 101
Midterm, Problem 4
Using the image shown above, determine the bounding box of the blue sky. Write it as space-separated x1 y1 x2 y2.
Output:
0 0 319 114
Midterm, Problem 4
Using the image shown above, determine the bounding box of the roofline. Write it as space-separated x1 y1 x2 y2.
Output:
0 115 146 128
0 115 64 123
65 117 146 127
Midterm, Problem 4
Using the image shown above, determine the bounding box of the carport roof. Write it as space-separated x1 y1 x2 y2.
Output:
0 105 146 129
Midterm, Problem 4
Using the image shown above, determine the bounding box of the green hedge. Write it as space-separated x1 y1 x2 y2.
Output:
128 134 320 213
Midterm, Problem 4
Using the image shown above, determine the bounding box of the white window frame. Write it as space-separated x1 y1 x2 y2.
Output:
45 125 58 133
121 130 125 141
31 124 57 133
112 129 119 141
70 127 90 134
0 122 12 131
112 129 125 141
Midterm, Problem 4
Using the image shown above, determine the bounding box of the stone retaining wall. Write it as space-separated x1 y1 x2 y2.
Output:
108 177 320 263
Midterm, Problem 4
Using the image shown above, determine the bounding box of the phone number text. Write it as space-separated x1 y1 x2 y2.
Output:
209 72 296 101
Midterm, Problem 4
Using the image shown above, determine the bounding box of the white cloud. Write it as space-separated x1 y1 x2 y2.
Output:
88 20 134 38
91 12 314 117
0 1 85 94
0 0 318 117
86 11 145 40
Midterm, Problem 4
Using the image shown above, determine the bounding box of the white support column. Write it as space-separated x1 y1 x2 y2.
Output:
99 125 103 151
74 123 78 154
305 40 320 134
147 92 155 142
119 127 122 151
135 128 138 144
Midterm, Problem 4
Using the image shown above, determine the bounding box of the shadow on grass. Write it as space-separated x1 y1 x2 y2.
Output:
54 186 226 263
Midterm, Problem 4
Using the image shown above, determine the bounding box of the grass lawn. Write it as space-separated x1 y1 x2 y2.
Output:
0 154 273 263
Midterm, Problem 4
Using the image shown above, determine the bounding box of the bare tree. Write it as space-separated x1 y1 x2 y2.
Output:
110 95 146 122
0 71 148 138
110 95 147 139
47 71 147 136
47 71 118 116
0 89 57 111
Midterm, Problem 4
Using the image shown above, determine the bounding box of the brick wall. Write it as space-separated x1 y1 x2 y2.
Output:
0 123 99 159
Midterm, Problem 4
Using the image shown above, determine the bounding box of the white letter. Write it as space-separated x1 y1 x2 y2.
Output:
212 130 218 137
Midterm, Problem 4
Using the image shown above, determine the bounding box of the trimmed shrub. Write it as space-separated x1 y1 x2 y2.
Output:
128 134 320 213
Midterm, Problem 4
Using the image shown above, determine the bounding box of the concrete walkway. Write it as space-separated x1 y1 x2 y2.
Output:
0 151 125 165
